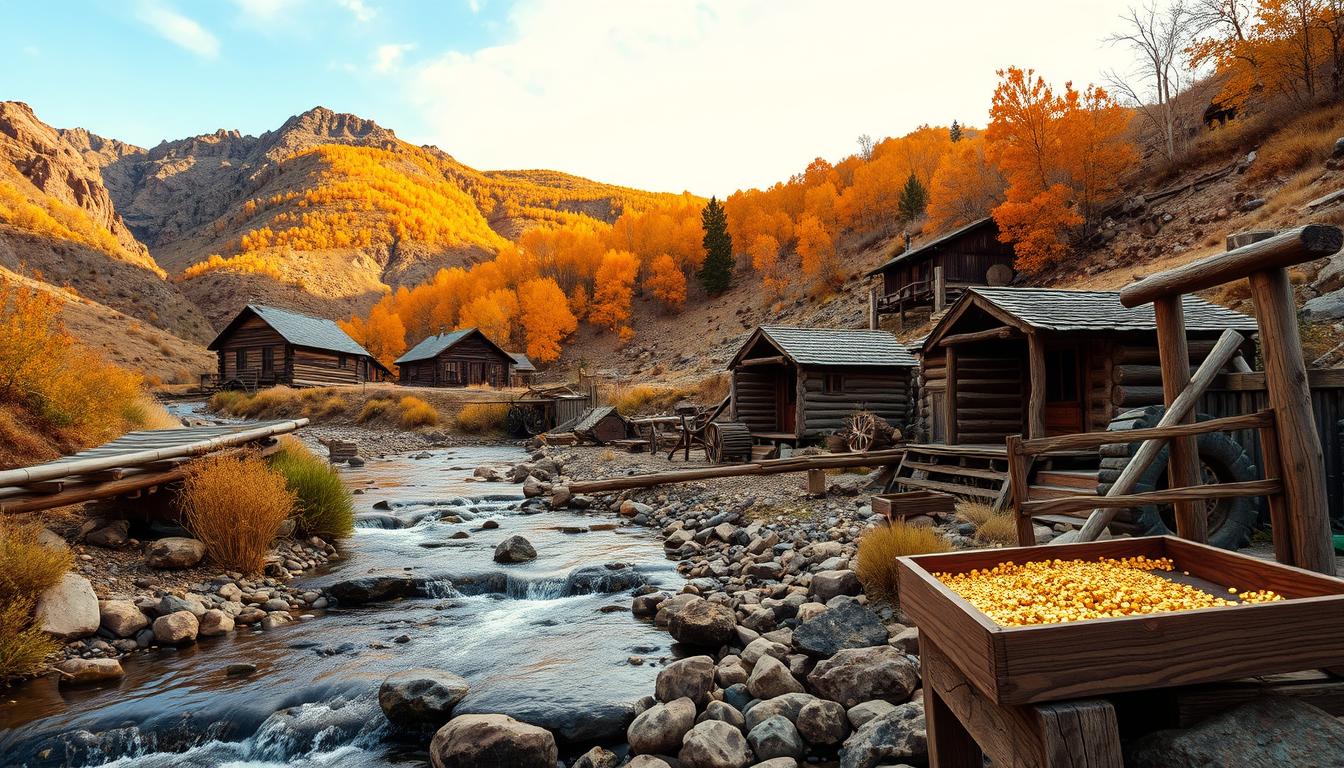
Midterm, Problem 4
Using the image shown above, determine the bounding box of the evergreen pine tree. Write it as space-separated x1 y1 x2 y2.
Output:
898 173 928 222
949 120 963 142
699 197 733 295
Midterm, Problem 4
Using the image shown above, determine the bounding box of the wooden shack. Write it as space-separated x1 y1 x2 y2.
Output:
509 353 537 387
866 217 1017 320
918 287 1260 444
727 326 918 446
208 304 391 388
395 328 514 387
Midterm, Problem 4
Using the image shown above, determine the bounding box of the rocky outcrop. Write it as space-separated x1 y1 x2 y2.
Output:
429 713 557 768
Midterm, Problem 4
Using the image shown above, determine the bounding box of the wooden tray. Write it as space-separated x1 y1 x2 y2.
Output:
897 536 1344 706
872 489 956 520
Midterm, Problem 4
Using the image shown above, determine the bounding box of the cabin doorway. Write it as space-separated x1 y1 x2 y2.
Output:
1043 344 1085 435
775 369 797 434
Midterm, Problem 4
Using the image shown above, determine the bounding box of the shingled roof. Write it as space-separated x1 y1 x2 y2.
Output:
209 304 375 358
509 353 536 372
732 326 919 369
394 328 512 365
960 287 1259 332
866 217 995 276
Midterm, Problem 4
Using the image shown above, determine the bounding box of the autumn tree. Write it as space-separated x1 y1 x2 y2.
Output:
459 289 519 347
517 278 577 363
589 250 640 331
644 254 687 311
339 302 406 370
795 215 842 293
950 121 963 142
699 197 734 295
898 173 929 222
927 136 1007 230
1106 0 1199 161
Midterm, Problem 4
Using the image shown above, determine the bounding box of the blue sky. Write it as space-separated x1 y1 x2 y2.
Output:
2 1 1139 196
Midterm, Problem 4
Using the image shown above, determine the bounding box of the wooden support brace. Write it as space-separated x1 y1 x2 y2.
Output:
1154 296 1206 542
806 468 826 495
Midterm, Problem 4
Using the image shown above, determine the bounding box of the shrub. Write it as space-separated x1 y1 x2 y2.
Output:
955 502 997 528
455 402 508 433
975 514 1020 545
181 452 295 573
304 394 348 420
398 396 440 428
854 522 950 606
356 397 396 424
269 438 353 539
609 384 691 415
0 518 72 677
208 389 248 416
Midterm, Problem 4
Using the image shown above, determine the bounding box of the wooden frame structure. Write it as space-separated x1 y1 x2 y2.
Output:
866 217 1017 320
209 305 391 388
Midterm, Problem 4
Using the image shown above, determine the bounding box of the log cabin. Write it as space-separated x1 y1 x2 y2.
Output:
866 217 1017 320
208 304 391 388
395 328 514 387
727 325 918 447
509 353 537 387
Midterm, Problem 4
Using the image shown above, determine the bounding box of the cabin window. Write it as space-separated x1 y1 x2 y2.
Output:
824 374 845 394
261 348 274 374
235 349 246 371
1044 349 1079 401
338 354 347 369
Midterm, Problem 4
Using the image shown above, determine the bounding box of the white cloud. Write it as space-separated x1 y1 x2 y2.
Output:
135 0 220 58
407 0 1137 196
233 0 302 22
373 42 415 73
336 0 376 22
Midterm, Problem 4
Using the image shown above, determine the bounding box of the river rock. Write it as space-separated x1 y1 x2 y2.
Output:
847 699 897 729
748 714 804 760
716 656 749 687
797 698 850 745
807 646 919 707
838 700 926 768
752 760 799 768
473 466 500 481
84 519 129 548
1126 696 1344 767
144 537 205 569
668 598 736 647
55 657 124 685
744 692 818 731
811 570 861 603
198 609 234 637
742 637 788 667
627 758 672 768
37 573 99 640
565 564 647 594
429 713 557 768
572 746 620 768
493 535 537 563
326 576 420 604
628 696 697 755
748 654 805 699
158 593 206 617
698 699 747 733
619 500 652 518
36 527 68 552
792 600 889 659
379 669 470 728
656 655 716 707
98 600 149 638
153 610 199 644
679 719 752 768
522 476 546 497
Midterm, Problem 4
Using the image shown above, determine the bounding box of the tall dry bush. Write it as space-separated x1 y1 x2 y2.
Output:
455 402 508 433
854 522 950 607
398 396 440 428
181 452 295 573
0 518 72 677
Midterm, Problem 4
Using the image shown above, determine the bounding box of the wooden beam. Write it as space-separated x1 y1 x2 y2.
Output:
21 481 64 494
1006 434 1035 546
1026 333 1046 440
938 326 1019 347
1023 479 1281 517
1020 409 1270 456
945 346 959 445
1154 295 1206 543
1250 267 1335 575
1120 225 1344 308
933 265 947 313
736 355 788 367
561 448 908 495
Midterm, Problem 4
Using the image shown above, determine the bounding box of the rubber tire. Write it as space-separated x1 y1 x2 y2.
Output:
1097 405 1259 550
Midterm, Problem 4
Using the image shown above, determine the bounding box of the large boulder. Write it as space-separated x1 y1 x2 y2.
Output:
84 519 129 548
197 608 234 637
152 610 199 645
493 535 537 564
747 654 805 699
838 700 926 768
36 573 99 640
54 657 124 685
807 646 919 708
792 600 889 659
144 537 205 569
379 669 470 729
628 697 697 755
98 599 149 638
668 598 736 648
429 713 557 768
326 576 421 604
747 714 804 760
679 719 752 768
744 692 818 731
1126 697 1344 768
656 655 716 707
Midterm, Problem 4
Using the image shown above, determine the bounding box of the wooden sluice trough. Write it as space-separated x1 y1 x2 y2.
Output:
0 419 308 514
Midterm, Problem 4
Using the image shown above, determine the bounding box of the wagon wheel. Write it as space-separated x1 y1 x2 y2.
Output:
521 406 546 436
504 404 545 438
847 412 877 453
709 421 753 463
704 422 722 463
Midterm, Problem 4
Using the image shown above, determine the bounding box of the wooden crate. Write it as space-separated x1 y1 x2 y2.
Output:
897 536 1344 706
872 489 956 520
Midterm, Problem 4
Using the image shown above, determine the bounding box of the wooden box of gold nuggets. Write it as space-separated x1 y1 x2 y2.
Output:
896 536 1344 705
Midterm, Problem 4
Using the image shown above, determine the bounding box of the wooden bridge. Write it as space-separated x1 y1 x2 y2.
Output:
0 419 307 515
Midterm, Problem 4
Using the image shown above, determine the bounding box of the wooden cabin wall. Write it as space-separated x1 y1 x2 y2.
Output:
400 359 436 386
1107 337 1243 416
440 336 512 386
953 351 1024 444
217 315 287 381
731 369 777 432
292 348 360 387
919 348 946 441
799 368 912 439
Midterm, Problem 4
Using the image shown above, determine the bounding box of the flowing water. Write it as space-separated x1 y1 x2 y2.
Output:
0 438 680 767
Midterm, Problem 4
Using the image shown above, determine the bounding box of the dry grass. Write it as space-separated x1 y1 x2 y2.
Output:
398 396 440 429
854 522 951 606
181 452 295 573
0 518 73 677
356 397 397 424
1245 102 1344 184
955 501 997 528
599 447 618 462
975 514 1021 546
694 373 731 406
455 402 508 433
608 383 694 415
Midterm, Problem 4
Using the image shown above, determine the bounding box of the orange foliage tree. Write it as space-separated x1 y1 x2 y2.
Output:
644 254 687 311
926 135 1007 230
795 215 842 293
588 250 640 331
339 302 407 370
517 278 577 363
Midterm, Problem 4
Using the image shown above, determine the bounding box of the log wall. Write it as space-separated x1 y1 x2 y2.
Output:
217 315 287 382
398 336 512 387
291 348 360 387
952 351 1024 444
799 368 912 440
731 368 779 433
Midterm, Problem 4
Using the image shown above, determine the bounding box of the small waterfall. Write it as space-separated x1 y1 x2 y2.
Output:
513 575 567 600
422 579 461 599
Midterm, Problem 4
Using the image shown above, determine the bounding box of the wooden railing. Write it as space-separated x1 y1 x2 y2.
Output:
1005 410 1284 547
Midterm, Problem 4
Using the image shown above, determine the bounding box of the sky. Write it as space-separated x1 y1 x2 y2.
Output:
2 0 1140 197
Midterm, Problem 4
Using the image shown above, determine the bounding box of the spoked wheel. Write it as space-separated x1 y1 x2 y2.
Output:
847 412 877 453
504 405 547 438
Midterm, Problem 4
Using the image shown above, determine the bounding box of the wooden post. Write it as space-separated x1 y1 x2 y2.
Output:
945 347 958 445
868 286 879 330
1026 333 1046 440
1153 296 1207 543
1256 415 1293 565
807 468 826 495
1006 435 1035 546
1248 268 1335 575
934 266 947 313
